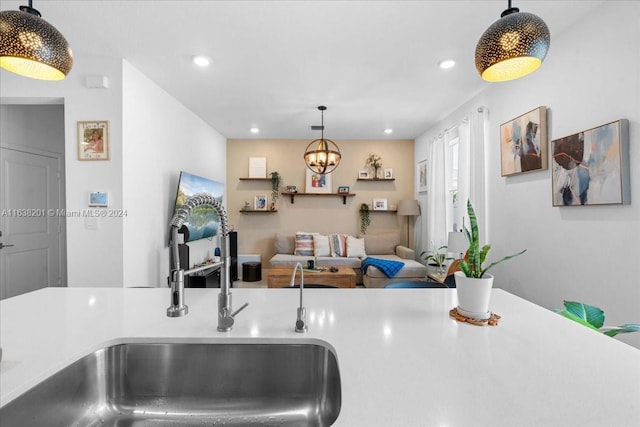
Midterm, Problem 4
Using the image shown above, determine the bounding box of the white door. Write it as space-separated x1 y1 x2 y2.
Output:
0 147 62 299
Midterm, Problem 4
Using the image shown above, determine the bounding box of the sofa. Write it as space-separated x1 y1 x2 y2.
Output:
269 231 427 287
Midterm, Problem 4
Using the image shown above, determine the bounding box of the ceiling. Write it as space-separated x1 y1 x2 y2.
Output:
1 0 604 139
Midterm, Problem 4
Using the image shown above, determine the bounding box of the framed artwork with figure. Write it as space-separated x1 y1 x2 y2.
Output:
78 121 110 160
306 169 332 194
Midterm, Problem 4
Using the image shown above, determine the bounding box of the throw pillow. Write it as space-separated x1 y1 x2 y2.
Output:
329 233 348 257
347 235 367 258
313 234 331 257
274 233 295 254
294 232 315 256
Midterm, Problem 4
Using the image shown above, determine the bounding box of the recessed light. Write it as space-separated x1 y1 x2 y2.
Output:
192 55 211 67
250 127 260 134
384 128 393 134
438 59 456 70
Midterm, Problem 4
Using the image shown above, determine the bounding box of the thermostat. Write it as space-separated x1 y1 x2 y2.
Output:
89 192 109 207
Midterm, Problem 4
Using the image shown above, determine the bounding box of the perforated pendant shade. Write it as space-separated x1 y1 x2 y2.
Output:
0 7 73 80
475 6 549 82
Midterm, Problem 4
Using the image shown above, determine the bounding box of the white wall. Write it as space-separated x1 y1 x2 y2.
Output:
122 61 227 287
1 57 124 287
415 2 640 348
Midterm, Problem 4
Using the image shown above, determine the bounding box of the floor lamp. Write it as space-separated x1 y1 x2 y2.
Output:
397 200 420 248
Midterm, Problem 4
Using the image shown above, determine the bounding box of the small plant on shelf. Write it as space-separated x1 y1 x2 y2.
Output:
270 171 281 203
366 153 383 179
359 203 371 234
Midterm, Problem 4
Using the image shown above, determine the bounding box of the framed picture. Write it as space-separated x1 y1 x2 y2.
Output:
551 119 630 206
306 169 332 193
358 170 370 179
285 185 298 193
417 159 427 192
384 168 393 179
338 186 350 194
78 121 110 160
500 106 548 176
373 198 388 211
254 194 267 210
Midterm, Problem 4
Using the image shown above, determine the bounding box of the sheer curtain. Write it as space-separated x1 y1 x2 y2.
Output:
426 131 449 251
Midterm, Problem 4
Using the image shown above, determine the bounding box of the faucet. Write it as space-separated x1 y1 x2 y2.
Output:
290 262 307 333
167 193 248 332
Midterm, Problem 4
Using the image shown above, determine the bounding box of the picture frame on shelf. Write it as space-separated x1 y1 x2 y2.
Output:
78 121 110 161
500 106 548 176
417 159 427 192
285 185 298 193
306 169 332 193
338 186 350 194
373 198 388 211
551 119 629 206
358 170 370 179
254 194 267 210
384 168 393 179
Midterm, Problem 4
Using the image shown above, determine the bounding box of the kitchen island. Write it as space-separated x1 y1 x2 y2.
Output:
1 287 638 426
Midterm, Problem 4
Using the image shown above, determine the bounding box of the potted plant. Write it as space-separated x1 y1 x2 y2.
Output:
359 203 371 234
557 300 640 337
421 245 448 275
454 200 526 319
366 153 383 179
270 171 281 205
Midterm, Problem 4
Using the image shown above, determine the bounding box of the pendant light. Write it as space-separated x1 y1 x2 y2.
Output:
304 106 341 175
475 0 549 82
0 0 73 80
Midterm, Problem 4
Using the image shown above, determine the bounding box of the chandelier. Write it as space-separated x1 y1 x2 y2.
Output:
304 106 341 175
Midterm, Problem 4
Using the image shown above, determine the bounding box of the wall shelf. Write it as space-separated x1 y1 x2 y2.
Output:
371 209 398 213
239 177 271 181
281 192 356 205
240 209 277 213
357 178 395 181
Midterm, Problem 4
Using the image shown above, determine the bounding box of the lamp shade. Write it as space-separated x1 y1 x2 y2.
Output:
397 200 420 216
0 6 73 80
447 231 468 258
475 5 549 82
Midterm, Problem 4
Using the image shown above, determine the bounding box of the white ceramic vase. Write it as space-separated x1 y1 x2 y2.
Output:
454 271 494 320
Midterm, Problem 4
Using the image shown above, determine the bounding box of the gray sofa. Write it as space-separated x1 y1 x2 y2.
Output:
269 231 427 287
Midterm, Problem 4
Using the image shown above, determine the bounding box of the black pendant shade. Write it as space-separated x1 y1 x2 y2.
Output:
475 3 550 82
0 3 73 80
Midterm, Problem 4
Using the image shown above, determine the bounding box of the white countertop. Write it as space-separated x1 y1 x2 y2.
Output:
1 287 639 426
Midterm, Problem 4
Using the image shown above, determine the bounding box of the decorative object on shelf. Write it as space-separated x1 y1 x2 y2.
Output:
500 106 548 176
455 200 526 320
270 171 281 203
249 157 267 178
372 198 388 211
358 170 369 179
359 203 371 235
285 185 298 193
0 0 73 80
417 159 427 192
475 0 550 82
305 168 332 194
254 194 267 211
551 119 630 206
421 245 449 275
242 201 250 211
384 168 393 179
366 153 383 179
304 105 341 175
338 186 349 194
77 121 109 161
556 300 640 338
397 199 420 248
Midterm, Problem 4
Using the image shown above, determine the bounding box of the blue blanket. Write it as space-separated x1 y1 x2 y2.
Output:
361 257 405 278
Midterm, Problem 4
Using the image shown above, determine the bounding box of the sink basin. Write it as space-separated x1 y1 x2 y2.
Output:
0 341 341 426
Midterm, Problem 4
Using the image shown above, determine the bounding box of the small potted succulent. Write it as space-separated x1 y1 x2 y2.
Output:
454 200 526 319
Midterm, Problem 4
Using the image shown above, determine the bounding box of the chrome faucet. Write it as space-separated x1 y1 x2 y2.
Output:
167 193 248 331
290 262 307 333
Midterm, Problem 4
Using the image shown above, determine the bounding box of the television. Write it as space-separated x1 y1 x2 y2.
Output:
172 171 224 243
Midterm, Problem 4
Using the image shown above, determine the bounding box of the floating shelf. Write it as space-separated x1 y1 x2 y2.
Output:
240 209 278 213
239 177 271 181
281 192 356 205
357 178 395 181
371 209 398 213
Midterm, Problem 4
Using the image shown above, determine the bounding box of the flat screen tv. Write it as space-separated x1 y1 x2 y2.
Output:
172 171 224 243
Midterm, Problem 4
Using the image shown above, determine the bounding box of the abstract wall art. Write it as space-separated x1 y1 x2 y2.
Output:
551 119 630 206
500 106 548 176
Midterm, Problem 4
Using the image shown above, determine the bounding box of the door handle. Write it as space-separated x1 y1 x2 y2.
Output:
0 243 15 249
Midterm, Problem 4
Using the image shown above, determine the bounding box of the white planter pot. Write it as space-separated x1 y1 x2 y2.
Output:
454 271 494 320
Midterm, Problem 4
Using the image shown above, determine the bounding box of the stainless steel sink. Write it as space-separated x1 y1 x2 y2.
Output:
0 341 341 426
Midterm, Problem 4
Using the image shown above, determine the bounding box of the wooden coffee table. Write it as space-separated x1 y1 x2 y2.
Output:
268 266 356 288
